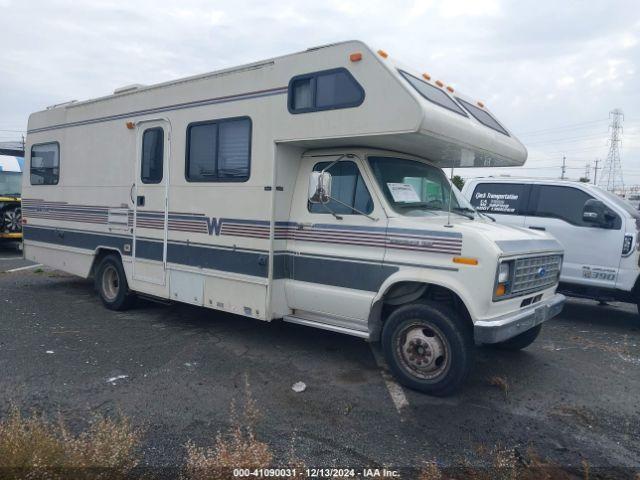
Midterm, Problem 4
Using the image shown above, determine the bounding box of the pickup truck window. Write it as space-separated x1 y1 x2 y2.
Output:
308 161 373 215
369 156 473 218
470 183 527 215
532 185 620 228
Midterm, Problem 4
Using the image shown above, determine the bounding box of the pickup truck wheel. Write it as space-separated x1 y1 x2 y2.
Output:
95 255 136 310
492 324 542 350
382 302 473 396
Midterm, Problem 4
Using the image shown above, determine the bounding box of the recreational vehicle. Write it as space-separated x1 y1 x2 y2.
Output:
23 41 565 395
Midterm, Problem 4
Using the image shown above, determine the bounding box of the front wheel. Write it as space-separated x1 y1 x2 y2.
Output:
381 302 473 396
95 254 136 310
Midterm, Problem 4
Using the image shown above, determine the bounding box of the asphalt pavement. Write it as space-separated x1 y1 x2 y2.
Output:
0 244 638 477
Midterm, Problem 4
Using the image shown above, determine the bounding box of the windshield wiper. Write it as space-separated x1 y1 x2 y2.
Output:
452 207 475 219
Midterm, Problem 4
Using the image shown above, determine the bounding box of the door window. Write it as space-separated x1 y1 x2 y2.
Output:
141 128 164 184
308 161 373 215
532 185 616 227
470 183 527 215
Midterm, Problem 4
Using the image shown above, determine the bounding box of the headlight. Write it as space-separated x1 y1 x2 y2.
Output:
498 262 510 283
494 261 512 299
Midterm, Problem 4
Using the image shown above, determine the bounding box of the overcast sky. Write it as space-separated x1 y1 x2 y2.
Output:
1 0 638 184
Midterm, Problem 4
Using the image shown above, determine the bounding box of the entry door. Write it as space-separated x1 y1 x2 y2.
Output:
286 156 387 324
132 120 170 286
524 185 622 289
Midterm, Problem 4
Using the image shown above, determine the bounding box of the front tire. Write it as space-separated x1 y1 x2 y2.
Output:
95 254 136 310
381 302 473 396
493 324 542 350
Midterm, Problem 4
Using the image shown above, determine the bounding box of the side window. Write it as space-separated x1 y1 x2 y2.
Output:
30 142 60 185
398 70 467 117
186 117 251 182
308 161 373 215
533 185 616 227
141 128 164 184
470 183 527 215
289 68 364 114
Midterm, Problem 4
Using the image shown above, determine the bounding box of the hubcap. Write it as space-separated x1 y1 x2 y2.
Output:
101 265 120 301
396 322 450 380
4 208 21 232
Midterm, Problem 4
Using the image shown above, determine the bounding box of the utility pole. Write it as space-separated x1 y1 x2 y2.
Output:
561 156 566 180
598 109 625 194
584 162 591 181
594 158 600 185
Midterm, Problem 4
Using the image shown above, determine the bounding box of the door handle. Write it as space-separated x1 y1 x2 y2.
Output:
529 226 546 231
136 195 145 207
130 183 135 204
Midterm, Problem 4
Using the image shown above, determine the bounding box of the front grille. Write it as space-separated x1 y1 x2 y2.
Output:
511 255 562 295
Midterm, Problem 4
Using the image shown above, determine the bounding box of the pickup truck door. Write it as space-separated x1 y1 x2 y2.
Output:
285 156 387 328
524 185 622 289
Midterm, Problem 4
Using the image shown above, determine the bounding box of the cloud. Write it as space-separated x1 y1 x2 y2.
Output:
0 0 638 182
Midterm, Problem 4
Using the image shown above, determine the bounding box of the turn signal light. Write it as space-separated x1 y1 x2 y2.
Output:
350 52 363 62
495 284 506 296
377 49 389 58
453 257 478 266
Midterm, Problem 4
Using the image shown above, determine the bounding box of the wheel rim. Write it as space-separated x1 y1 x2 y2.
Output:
4 208 21 232
395 321 451 380
101 265 120 301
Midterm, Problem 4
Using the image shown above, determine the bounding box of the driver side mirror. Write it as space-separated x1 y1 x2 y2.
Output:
308 171 332 204
583 199 615 227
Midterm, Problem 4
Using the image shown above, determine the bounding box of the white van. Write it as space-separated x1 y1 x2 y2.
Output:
23 41 565 395
463 178 640 315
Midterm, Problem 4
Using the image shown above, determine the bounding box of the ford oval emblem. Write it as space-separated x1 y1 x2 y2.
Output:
537 267 547 278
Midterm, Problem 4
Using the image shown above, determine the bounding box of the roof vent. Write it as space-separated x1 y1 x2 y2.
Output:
46 100 78 110
113 84 145 95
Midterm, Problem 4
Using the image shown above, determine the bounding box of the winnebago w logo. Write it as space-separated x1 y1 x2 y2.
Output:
205 217 224 236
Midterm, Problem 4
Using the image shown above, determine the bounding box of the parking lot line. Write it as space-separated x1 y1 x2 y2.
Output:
370 345 409 416
6 264 42 273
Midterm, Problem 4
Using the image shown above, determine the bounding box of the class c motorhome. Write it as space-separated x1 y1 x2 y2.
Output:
23 41 565 395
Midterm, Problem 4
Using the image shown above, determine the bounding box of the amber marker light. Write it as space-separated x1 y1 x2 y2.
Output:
495 284 506 297
435 80 444 87
377 49 388 58
447 85 455 93
422 73 431 81
126 121 135 129
350 52 363 62
477 101 485 108
453 257 478 266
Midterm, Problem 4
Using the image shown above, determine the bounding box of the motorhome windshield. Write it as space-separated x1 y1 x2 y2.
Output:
368 156 474 218
0 171 22 196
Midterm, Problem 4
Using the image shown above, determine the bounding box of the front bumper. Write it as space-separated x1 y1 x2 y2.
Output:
474 293 565 344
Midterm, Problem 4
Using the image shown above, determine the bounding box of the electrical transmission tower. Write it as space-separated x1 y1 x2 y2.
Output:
598 109 624 194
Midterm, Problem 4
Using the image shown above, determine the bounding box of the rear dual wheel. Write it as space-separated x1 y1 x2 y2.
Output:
95 254 136 310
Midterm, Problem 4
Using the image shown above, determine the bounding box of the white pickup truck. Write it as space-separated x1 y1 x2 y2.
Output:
463 177 640 316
